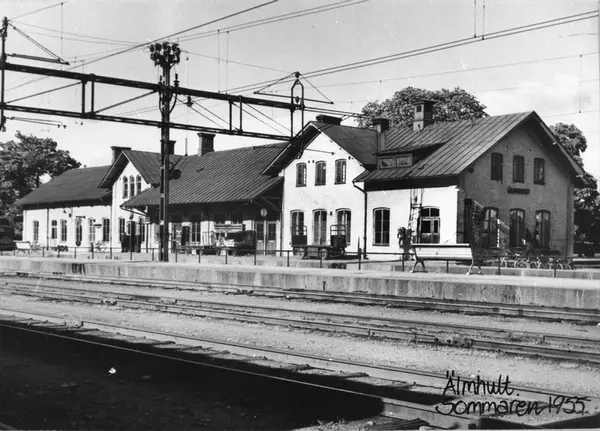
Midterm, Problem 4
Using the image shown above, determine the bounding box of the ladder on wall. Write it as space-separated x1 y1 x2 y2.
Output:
407 188 423 243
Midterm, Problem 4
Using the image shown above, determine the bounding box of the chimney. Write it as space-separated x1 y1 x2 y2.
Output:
197 133 215 156
372 117 390 152
111 146 132 163
413 100 435 132
315 115 342 126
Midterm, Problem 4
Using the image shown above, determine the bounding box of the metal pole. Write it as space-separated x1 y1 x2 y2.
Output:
160 64 171 262
0 17 7 132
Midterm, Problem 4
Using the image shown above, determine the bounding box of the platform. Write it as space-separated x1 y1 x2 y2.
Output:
0 256 599 310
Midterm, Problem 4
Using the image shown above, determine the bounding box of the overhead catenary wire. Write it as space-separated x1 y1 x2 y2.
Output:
6 0 280 92
10 2 66 21
225 10 598 94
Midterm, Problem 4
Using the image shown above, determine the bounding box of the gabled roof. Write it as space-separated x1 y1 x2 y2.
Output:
98 150 184 188
123 143 286 207
355 111 587 183
16 165 112 208
263 121 377 175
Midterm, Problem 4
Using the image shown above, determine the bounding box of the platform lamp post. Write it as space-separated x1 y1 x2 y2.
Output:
150 41 181 262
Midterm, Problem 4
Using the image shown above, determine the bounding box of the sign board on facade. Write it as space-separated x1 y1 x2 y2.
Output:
507 186 530 195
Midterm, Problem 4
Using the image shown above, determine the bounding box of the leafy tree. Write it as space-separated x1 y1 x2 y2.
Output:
358 86 488 129
550 123 600 244
0 132 80 233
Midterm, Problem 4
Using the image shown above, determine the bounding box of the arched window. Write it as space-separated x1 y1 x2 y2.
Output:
315 161 326 186
509 209 526 247
75 217 83 244
139 217 146 243
335 160 346 184
118 217 125 241
60 219 68 242
291 211 305 236
88 218 96 243
122 177 128 199
102 218 110 242
50 220 57 240
481 208 499 248
419 207 440 244
336 209 351 243
296 163 307 187
129 175 135 197
33 220 39 243
313 210 327 244
535 210 551 249
136 175 142 195
373 208 390 246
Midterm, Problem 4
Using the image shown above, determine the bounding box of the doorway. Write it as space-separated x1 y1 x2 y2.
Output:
256 220 277 255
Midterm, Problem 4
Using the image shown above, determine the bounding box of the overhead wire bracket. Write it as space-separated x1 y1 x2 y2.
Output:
8 23 70 65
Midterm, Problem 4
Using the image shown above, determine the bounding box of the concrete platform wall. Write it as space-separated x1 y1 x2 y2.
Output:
1 257 599 311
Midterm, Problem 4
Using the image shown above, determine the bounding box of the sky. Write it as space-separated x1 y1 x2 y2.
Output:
1 0 599 183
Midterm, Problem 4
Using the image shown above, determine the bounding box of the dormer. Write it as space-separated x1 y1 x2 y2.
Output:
413 100 435 131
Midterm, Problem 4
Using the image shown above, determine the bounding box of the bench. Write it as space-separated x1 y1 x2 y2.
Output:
15 241 42 256
411 243 482 275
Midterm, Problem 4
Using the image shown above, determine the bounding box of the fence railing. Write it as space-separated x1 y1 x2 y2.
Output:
1 244 597 279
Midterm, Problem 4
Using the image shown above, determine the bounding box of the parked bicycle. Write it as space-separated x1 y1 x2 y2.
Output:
93 241 107 253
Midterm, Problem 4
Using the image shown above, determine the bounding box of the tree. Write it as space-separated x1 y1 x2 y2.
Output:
0 132 80 233
358 86 488 129
550 123 600 244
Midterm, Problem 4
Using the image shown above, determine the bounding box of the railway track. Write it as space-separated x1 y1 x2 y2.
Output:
2 278 600 365
3 270 600 323
0 308 597 430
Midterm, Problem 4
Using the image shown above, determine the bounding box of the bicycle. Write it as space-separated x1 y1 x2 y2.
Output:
93 241 107 253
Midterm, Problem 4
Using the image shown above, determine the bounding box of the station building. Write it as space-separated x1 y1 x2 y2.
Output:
270 103 586 258
18 102 587 258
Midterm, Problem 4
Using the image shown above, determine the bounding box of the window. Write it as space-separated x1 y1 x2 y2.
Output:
102 218 110 242
267 223 277 242
51 220 57 240
335 160 346 184
139 217 146 242
33 220 39 243
136 175 142 195
126 220 133 236
509 209 526 247
419 207 440 243
378 158 395 169
296 163 307 187
491 153 503 181
315 161 326 186
75 217 83 244
123 177 128 199
191 218 201 243
291 211 305 236
534 158 545 184
481 208 499 248
336 209 351 243
60 219 68 242
119 217 125 236
535 211 550 249
88 218 96 243
129 175 135 197
513 155 524 183
373 208 390 246
313 210 327 244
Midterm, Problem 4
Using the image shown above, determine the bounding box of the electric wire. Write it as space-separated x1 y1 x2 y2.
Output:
11 21 140 45
225 10 598 94
5 0 280 92
10 2 66 21
183 49 290 74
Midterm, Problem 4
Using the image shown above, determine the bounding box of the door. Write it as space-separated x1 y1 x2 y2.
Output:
313 210 327 245
266 222 277 255
256 221 265 253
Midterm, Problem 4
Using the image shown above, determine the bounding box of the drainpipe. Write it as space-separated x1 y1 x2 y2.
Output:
46 208 49 250
353 181 367 259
